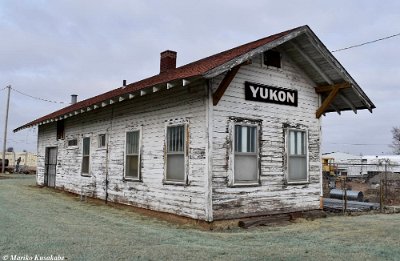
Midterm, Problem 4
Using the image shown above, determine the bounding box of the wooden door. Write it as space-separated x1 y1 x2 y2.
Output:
44 147 57 187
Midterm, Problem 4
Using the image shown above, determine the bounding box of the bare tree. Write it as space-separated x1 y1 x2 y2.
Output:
391 127 400 154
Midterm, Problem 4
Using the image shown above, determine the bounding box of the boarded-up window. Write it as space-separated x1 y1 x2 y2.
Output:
166 125 185 182
82 137 90 175
57 120 65 140
98 134 106 148
68 139 77 147
125 131 140 179
263 50 281 68
234 125 258 183
288 130 308 182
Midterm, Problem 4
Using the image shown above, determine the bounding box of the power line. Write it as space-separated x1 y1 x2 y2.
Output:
332 32 400 52
0 86 8 91
3 33 399 104
11 87 67 104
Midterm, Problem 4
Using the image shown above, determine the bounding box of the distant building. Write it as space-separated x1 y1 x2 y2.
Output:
2 151 37 171
322 152 363 176
362 155 400 174
322 152 400 177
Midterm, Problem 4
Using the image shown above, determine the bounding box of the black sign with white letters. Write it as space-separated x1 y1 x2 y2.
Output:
244 81 298 107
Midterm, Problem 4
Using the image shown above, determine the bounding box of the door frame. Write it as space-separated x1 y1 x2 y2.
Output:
44 147 57 187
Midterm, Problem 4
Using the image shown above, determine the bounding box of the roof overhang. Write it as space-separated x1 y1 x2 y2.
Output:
203 26 375 117
282 28 375 116
14 76 202 132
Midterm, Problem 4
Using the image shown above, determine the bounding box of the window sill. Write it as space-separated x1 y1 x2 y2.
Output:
81 174 91 177
229 182 260 188
123 177 142 182
163 180 187 186
96 147 107 151
67 146 78 150
286 180 309 185
261 64 283 71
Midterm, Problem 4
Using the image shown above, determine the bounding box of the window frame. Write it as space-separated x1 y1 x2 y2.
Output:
229 119 261 187
163 122 189 185
286 128 309 184
262 50 282 69
81 136 91 176
98 134 107 149
67 138 78 148
124 128 142 181
56 120 65 140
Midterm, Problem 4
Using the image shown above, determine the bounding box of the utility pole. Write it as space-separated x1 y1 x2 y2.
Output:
384 159 388 203
2 85 11 173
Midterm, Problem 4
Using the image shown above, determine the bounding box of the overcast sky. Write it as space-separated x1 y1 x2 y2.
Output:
0 0 399 155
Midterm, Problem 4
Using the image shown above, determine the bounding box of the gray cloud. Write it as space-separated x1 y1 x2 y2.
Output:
0 0 399 154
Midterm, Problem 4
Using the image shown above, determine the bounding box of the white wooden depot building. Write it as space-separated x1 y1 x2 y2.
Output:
15 25 375 221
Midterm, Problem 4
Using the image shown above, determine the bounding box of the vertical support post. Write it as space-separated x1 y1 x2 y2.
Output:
341 178 347 214
341 178 344 214
380 171 384 213
2 85 11 174
344 178 347 214
385 161 388 202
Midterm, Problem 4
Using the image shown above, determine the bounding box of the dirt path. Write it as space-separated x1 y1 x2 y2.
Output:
1 174 400 260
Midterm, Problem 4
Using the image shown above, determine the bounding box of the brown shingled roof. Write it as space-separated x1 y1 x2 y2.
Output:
14 26 304 132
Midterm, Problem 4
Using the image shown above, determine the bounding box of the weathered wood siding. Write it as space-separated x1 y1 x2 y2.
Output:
210 52 321 220
37 82 209 220
37 51 323 222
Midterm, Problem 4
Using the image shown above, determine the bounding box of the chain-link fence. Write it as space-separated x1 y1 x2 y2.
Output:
322 161 400 213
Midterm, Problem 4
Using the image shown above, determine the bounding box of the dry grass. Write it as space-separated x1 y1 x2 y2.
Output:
1 174 400 260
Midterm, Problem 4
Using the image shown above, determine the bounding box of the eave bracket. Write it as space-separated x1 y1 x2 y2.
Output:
212 60 251 106
316 82 350 118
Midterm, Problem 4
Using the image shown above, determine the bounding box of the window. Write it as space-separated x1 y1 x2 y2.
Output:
125 131 140 180
98 134 106 148
165 125 186 183
56 120 65 140
82 137 90 175
68 139 78 147
263 50 281 68
287 129 308 183
233 125 259 184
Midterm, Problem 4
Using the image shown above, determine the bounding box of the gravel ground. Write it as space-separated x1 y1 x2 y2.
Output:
1 174 400 261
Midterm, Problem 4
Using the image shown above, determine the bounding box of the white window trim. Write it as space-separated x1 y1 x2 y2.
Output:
228 119 261 187
285 128 309 184
163 121 189 185
81 136 91 176
97 133 107 149
123 127 142 181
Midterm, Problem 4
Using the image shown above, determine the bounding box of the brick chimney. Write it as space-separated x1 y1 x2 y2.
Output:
160 50 177 73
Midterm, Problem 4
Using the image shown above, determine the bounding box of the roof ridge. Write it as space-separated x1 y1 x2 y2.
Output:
176 25 306 72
